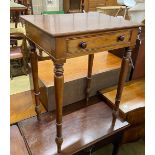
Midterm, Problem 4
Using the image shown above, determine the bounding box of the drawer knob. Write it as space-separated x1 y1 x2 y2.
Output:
117 35 125 41
79 41 87 49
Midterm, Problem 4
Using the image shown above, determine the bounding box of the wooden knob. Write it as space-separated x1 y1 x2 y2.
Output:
117 35 125 41
79 41 87 49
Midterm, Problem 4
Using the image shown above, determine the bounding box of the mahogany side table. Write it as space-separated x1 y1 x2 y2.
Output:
21 12 140 153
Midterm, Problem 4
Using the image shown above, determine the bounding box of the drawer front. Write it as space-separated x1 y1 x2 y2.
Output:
66 29 132 58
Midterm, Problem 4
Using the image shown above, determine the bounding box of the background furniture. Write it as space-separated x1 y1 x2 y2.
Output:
37 10 64 61
84 0 118 12
10 32 28 78
10 1 27 28
64 0 85 13
97 6 127 18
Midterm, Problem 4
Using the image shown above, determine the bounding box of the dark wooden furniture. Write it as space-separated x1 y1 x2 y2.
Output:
10 125 29 155
17 0 32 14
10 1 27 28
64 0 85 13
84 0 118 12
21 12 140 153
99 79 145 143
131 27 145 80
10 32 28 78
18 100 130 155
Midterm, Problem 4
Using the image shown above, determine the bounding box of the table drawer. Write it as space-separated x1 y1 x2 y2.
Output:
66 29 132 57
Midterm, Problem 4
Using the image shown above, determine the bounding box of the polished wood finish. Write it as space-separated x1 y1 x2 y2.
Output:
21 12 140 153
10 90 46 124
99 79 145 142
66 29 135 58
11 125 29 155
18 100 129 155
10 2 27 28
10 32 28 78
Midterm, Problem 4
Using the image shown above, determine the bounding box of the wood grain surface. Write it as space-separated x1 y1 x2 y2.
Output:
10 90 46 124
18 101 129 155
100 79 145 114
10 125 29 155
38 52 121 87
21 12 140 37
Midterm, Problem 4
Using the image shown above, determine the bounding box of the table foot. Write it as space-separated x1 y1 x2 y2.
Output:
55 136 63 153
35 104 41 121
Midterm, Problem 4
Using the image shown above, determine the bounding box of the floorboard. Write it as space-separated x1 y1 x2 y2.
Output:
10 90 46 124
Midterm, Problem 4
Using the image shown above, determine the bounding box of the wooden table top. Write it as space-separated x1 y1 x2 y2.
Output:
18 101 129 155
21 12 140 37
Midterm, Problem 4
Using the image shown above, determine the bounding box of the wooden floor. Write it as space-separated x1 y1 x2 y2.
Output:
99 79 145 114
38 51 121 87
11 125 29 155
10 90 46 124
18 99 129 155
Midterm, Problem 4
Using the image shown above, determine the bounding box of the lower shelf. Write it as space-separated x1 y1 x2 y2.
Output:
18 101 129 155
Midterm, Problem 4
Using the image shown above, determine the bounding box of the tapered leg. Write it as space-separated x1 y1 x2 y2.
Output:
112 47 132 123
29 41 41 121
54 63 64 153
86 54 94 103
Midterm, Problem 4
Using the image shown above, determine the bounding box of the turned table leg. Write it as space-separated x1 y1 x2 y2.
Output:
112 47 132 122
86 54 94 103
29 41 41 121
54 63 64 153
